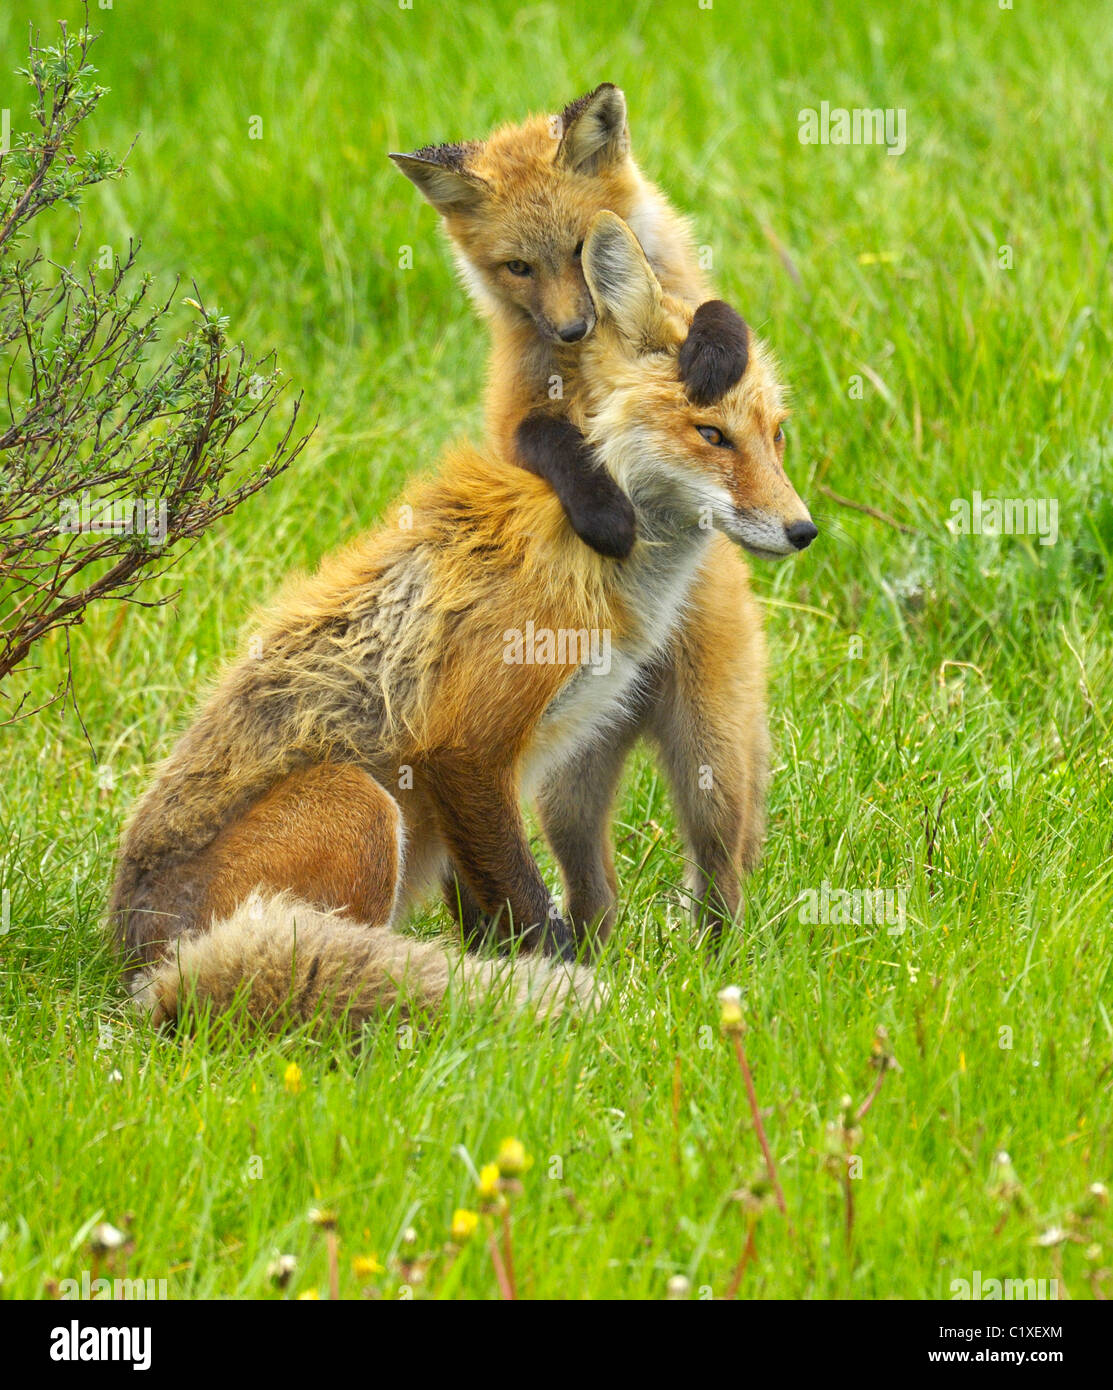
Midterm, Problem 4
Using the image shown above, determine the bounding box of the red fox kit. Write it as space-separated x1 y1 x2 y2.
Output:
110 212 813 1031
392 86 817 941
391 82 712 558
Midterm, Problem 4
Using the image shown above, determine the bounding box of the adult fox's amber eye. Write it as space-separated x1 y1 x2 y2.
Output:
697 424 730 448
506 260 532 276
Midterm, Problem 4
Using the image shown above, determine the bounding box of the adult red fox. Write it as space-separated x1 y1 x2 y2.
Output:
392 85 817 942
109 212 814 1031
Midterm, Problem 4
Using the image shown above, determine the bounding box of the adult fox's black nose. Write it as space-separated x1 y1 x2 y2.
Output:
558 319 589 342
785 519 818 550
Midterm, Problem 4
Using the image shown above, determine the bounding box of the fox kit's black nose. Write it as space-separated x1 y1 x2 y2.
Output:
558 319 589 342
786 519 818 550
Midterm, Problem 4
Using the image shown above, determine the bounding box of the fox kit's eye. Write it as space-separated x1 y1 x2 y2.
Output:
573 240 584 260
506 260 532 277
697 424 732 448
774 425 785 444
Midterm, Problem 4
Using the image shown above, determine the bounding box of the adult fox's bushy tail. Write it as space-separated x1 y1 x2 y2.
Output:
130 892 599 1033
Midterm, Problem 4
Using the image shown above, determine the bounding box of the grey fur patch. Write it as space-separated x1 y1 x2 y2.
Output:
404 140 482 170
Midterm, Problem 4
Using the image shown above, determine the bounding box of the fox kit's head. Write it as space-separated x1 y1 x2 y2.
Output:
391 85 643 345
578 212 816 560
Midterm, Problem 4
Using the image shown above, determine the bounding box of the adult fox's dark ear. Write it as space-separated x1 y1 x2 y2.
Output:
556 83 629 174
678 301 750 406
389 144 489 214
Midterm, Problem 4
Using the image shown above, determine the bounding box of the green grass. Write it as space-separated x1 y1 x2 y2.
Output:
2 0 1112 1300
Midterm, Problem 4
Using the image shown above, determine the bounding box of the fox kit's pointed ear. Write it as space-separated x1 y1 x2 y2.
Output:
582 210 666 347
389 144 489 215
556 84 629 174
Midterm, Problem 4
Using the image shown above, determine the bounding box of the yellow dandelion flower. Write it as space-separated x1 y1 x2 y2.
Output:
477 1162 501 1199
451 1209 479 1241
297 1288 320 1300
718 985 744 1032
351 1255 384 1278
496 1137 533 1177
284 1062 303 1094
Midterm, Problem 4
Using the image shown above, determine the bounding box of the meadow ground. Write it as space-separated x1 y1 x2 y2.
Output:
1 0 1111 1300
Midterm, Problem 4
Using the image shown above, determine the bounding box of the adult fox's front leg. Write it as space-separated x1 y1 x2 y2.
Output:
427 760 577 960
537 539 769 946
645 539 769 939
534 703 646 949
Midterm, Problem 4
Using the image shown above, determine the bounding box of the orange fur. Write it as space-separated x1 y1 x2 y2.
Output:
109 211 812 1033
392 91 817 936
